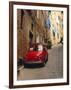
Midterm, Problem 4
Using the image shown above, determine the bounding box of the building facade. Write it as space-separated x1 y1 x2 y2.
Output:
50 11 63 45
17 10 63 59
17 10 50 59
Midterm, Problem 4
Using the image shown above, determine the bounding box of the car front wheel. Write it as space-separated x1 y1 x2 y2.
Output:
45 55 48 63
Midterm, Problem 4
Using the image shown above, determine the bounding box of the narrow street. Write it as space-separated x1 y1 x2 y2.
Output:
17 44 63 80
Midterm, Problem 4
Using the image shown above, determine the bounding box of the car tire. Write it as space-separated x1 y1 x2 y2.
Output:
41 62 45 67
45 55 48 63
42 55 48 67
42 60 46 66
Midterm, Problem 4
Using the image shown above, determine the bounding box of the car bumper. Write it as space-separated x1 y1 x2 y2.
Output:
24 60 43 64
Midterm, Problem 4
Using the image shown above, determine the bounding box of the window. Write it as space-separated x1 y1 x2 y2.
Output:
53 30 55 37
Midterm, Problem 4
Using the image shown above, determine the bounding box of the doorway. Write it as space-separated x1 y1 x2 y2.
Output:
29 31 33 47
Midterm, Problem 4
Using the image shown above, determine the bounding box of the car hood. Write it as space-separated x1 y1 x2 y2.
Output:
25 51 42 60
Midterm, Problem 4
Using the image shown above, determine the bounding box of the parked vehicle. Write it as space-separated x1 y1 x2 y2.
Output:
24 43 48 66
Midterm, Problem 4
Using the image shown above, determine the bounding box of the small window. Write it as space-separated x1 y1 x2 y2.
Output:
48 10 51 15
61 11 63 14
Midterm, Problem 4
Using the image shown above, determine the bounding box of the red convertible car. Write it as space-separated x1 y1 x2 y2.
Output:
24 43 48 66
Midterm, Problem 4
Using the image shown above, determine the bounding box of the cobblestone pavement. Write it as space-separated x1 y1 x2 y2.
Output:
17 44 63 80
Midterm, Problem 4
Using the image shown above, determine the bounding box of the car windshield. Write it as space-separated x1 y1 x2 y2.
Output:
30 45 43 51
